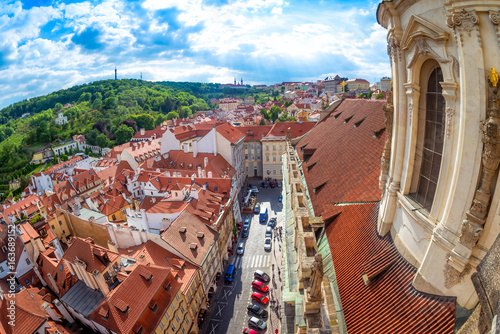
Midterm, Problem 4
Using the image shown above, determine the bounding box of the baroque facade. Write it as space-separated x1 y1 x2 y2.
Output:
377 0 500 320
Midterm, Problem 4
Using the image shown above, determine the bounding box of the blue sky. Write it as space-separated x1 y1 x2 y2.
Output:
0 0 390 109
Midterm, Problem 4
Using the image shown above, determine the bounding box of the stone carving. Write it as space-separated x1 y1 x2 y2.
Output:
407 39 451 69
446 9 480 47
308 253 324 300
445 107 454 138
448 79 500 273
489 10 500 49
387 36 401 62
444 263 471 289
451 56 460 81
379 86 394 191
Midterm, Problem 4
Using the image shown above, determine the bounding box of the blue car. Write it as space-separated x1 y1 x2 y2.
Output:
243 218 251 228
278 195 282 202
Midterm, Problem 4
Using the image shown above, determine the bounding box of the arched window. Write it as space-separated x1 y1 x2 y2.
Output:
411 66 445 211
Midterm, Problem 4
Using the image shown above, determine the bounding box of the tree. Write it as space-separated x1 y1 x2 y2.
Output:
367 91 374 99
166 111 179 120
277 112 297 122
120 119 138 132
135 113 155 130
375 92 386 99
104 96 118 109
96 133 110 148
155 114 166 127
260 108 269 120
259 118 267 125
114 124 134 144
54 103 63 112
269 106 282 122
86 128 100 146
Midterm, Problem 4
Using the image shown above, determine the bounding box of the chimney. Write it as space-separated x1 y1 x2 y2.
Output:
197 166 202 178
204 157 209 168
183 143 189 153
140 128 145 135
193 140 198 158
54 299 75 323
202 170 206 178
107 240 118 253
207 171 213 178
41 302 61 322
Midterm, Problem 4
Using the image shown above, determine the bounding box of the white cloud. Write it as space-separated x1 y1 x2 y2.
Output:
271 7 282 15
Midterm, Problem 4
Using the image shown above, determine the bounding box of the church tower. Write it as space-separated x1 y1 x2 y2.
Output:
115 67 117 80
377 0 500 311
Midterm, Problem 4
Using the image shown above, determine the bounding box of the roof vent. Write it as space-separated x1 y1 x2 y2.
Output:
354 117 366 128
196 232 205 239
344 116 353 123
189 243 198 250
178 226 186 233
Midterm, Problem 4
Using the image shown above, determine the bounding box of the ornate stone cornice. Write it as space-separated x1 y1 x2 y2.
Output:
407 39 452 69
489 10 500 49
446 9 481 47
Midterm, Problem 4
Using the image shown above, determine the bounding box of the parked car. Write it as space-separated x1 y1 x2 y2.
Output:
277 181 282 188
254 204 260 214
243 218 251 228
268 217 277 228
251 185 259 193
254 270 270 282
242 227 249 238
248 316 267 330
237 242 245 255
251 280 269 293
264 238 272 251
270 181 276 188
243 328 259 334
247 304 268 319
251 292 269 305
261 181 268 188
278 195 283 202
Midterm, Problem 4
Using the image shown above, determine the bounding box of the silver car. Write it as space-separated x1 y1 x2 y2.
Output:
237 242 245 255
264 238 271 251
248 316 267 330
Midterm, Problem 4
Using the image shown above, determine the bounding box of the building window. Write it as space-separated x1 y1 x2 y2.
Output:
26 258 31 265
266 156 269 162
273 156 276 162
0 267 4 273
410 65 445 211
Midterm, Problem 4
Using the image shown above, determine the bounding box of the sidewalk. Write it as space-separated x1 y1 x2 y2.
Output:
269 217 285 334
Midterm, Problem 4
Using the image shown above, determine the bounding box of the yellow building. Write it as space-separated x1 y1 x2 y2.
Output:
346 78 370 91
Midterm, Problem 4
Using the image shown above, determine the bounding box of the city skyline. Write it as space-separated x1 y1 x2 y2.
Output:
0 0 390 109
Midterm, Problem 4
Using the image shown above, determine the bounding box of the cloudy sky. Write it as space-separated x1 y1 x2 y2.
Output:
0 0 390 109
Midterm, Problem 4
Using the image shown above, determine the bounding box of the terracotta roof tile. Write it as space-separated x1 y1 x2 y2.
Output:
62 237 119 273
0 289 47 334
325 203 456 333
297 99 387 215
89 265 182 334
216 123 245 144
265 121 315 139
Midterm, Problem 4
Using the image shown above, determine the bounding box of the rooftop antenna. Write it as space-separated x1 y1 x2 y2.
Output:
140 72 143 80
115 67 117 80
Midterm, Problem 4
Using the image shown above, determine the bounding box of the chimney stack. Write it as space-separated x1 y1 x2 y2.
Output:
140 128 145 136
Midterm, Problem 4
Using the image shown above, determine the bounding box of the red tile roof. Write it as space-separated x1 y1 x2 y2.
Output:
0 289 47 334
89 265 181 334
118 240 198 293
325 203 456 333
265 121 315 139
62 237 119 273
297 99 387 215
161 210 218 266
216 123 245 144
132 125 168 140
238 125 272 142
38 248 76 297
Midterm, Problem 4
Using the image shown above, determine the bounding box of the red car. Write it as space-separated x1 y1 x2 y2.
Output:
243 328 258 334
251 280 269 293
251 292 269 305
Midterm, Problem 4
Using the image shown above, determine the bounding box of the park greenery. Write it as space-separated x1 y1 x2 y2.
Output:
0 79 279 199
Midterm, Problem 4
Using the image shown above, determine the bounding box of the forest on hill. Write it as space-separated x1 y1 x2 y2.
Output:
0 79 275 198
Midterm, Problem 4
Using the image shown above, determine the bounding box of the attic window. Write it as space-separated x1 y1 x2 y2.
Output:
313 182 327 193
196 232 205 239
307 162 317 171
114 299 130 313
373 127 386 138
334 112 342 119
164 283 172 292
178 226 186 233
354 118 366 127
189 243 198 250
344 116 353 124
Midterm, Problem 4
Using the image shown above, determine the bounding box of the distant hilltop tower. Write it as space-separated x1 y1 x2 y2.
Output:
241 78 243 85
115 67 117 80
234 78 236 85
140 72 142 80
